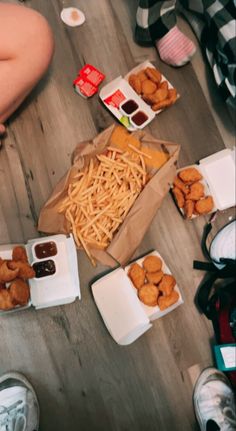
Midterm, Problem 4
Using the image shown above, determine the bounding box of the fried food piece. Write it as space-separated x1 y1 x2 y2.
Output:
110 126 141 154
168 88 177 104
158 290 179 311
0 261 19 283
129 74 142 94
0 282 6 290
0 289 14 310
8 261 35 280
9 279 30 306
172 186 185 208
143 87 168 105
159 80 168 91
146 270 163 285
195 196 214 215
145 67 161 84
152 98 172 111
137 70 147 82
143 255 162 273
187 182 205 200
128 263 146 289
141 79 157 95
140 146 169 170
173 176 189 195
12 246 28 262
178 167 202 183
184 199 195 219
158 274 176 296
138 283 159 307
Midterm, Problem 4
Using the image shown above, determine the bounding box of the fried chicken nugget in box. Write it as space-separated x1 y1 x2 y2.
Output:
0 261 19 283
187 182 205 201
195 196 214 215
128 263 146 289
137 70 148 82
8 261 35 280
146 270 163 285
158 274 176 296
172 186 185 209
145 67 161 84
158 290 179 311
143 255 162 273
173 176 189 195
178 167 202 183
9 279 30 306
129 74 142 94
12 246 28 262
159 81 168 91
0 289 14 311
138 283 159 307
141 79 157 95
184 199 195 219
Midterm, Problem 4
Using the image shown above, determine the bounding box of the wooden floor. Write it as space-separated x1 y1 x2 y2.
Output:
0 1 235 430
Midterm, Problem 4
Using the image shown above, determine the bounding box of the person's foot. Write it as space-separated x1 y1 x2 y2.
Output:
155 26 196 67
193 367 236 431
0 372 39 431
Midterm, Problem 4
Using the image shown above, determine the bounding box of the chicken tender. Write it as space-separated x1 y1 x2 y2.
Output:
172 186 185 208
184 199 195 219
9 279 30 306
12 246 28 262
187 182 204 200
0 261 19 283
129 74 142 94
145 67 161 84
143 255 162 273
158 274 176 296
195 196 214 215
146 270 163 285
173 176 189 195
138 283 159 307
8 261 35 280
158 290 179 311
128 263 146 289
0 289 14 311
179 167 202 183
141 79 157 95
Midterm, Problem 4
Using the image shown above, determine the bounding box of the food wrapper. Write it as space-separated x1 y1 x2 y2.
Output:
38 125 180 267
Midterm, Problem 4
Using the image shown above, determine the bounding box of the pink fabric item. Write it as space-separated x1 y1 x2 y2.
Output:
156 26 196 67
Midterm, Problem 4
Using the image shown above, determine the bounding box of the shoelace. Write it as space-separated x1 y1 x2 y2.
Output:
223 407 236 429
0 400 26 431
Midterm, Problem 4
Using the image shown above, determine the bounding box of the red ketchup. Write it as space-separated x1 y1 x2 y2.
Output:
131 111 148 126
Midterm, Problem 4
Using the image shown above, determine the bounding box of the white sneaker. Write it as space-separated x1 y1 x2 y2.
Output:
0 372 39 431
193 367 236 431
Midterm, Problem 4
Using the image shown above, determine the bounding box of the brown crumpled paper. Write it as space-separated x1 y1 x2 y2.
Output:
38 125 180 267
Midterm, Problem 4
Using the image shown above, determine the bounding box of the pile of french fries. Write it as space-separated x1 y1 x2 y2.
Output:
58 146 149 265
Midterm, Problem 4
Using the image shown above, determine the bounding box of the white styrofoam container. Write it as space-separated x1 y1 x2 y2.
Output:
92 250 183 345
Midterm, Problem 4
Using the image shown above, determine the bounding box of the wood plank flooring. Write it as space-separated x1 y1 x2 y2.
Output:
0 1 234 430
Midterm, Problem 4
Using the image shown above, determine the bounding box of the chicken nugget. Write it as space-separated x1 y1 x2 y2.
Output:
158 80 168 91
172 186 185 208
146 270 163 285
143 255 162 273
137 70 147 82
167 88 177 104
158 290 179 311
173 176 189 195
0 289 14 311
195 196 214 215
128 263 146 289
138 283 159 307
129 74 142 94
145 67 161 84
186 182 205 201
141 79 157 95
184 199 195 219
8 261 35 280
152 98 172 111
0 261 19 283
178 167 202 183
158 274 176 296
12 246 28 262
9 278 30 306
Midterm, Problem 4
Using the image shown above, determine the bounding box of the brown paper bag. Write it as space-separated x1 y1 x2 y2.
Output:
38 125 180 266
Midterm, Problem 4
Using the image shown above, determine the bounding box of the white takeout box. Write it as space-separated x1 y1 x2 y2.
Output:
175 148 236 218
91 250 183 345
0 234 81 314
99 61 178 131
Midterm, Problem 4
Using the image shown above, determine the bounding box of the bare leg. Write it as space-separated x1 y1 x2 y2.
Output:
0 2 54 133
